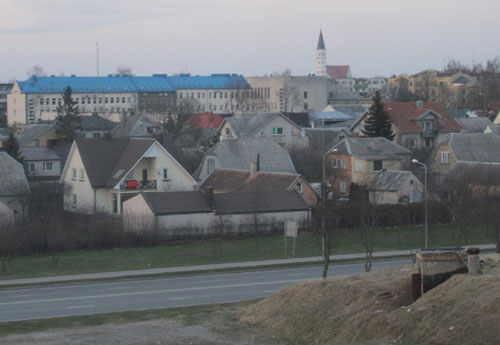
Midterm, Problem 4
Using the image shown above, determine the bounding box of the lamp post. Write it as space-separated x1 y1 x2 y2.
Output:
412 158 428 248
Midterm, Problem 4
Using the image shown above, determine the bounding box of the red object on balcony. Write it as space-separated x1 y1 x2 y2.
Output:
126 180 139 189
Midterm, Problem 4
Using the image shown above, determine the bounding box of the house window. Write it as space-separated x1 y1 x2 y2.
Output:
355 160 363 172
423 121 432 129
303 91 308 99
424 138 432 147
72 194 77 208
340 181 347 193
25 162 35 174
162 168 168 180
207 159 215 174
43 162 53 172
272 127 284 136
296 182 302 193
72 168 77 180
34 139 39 146
373 160 383 171
340 159 347 169
80 169 85 181
332 159 339 168
441 151 450 164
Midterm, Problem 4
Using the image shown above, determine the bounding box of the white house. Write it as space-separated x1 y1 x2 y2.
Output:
60 137 197 215
0 152 30 224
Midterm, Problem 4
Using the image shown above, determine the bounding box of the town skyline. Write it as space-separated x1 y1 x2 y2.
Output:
1 0 499 81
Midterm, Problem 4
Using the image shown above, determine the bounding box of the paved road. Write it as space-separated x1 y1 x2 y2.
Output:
0 259 411 322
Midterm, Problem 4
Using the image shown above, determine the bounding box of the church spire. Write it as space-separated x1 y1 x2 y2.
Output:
317 30 325 50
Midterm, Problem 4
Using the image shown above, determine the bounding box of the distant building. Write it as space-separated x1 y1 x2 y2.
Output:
0 83 13 126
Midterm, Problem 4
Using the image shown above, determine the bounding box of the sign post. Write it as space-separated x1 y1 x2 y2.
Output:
285 220 298 257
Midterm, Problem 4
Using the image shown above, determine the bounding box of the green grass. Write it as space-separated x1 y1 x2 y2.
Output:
0 302 248 337
0 223 496 280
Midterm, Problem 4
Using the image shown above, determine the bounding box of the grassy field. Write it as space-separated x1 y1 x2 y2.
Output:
0 223 496 280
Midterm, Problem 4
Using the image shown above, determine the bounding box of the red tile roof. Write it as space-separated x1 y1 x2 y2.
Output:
384 101 462 133
326 65 350 79
185 112 223 129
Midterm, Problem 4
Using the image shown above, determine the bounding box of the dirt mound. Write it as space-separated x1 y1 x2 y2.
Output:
240 254 500 345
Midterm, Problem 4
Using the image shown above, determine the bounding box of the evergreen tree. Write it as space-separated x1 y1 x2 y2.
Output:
361 91 395 141
55 86 81 142
4 131 24 164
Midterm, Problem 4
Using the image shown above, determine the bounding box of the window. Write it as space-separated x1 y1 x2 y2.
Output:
110 97 114 104
80 168 85 181
340 181 347 193
207 159 215 174
72 194 77 208
340 159 346 169
122 97 126 103
272 127 284 136
441 151 450 164
43 162 53 172
424 138 432 147
40 98 44 105
93 132 101 138
25 162 35 174
105 97 109 104
34 139 39 147
423 121 432 129
303 91 308 99
82 98 85 104
162 168 168 180
332 159 339 168
355 160 363 172
72 168 77 180
373 160 383 171
296 182 302 193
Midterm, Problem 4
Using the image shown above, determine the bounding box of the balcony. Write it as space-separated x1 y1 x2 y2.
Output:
422 129 438 137
121 179 157 191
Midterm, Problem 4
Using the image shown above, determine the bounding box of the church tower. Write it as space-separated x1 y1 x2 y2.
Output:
315 30 327 77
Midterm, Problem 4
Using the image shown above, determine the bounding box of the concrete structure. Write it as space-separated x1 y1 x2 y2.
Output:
60 138 197 215
217 112 309 149
325 137 412 195
123 189 311 237
245 76 328 113
7 74 248 127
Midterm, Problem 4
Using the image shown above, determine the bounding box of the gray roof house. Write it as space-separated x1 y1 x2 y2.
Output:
456 117 491 133
368 170 423 204
20 144 71 182
194 138 297 183
0 152 30 223
123 189 311 237
16 124 57 147
217 112 310 149
79 114 118 138
111 113 163 138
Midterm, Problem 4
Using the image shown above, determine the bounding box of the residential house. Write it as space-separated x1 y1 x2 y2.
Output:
350 101 462 152
0 152 30 224
428 133 500 182
79 113 118 138
367 170 423 204
310 105 353 128
439 162 500 195
16 124 58 147
123 189 310 236
59 137 197 215
184 112 224 130
217 112 309 149
456 117 491 133
200 168 318 206
194 138 297 183
21 144 71 182
304 128 351 152
111 112 163 138
483 123 500 136
325 137 412 195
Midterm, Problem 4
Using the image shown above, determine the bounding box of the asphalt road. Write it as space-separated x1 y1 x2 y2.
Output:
0 259 411 322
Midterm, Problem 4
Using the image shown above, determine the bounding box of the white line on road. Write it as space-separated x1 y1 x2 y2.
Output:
67 305 95 309
0 278 313 307
170 297 193 301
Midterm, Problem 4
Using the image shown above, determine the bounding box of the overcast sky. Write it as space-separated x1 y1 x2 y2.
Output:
1 0 498 81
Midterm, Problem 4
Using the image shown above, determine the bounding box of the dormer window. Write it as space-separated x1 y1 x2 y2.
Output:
423 121 432 129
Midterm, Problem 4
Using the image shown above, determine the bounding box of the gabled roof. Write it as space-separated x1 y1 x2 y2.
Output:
368 170 420 191
111 113 161 138
440 162 500 191
485 124 500 136
198 138 297 177
201 169 301 193
222 112 303 138
73 138 155 188
317 30 325 50
143 191 212 215
185 112 224 129
305 128 351 152
326 65 350 79
20 146 60 161
16 124 55 146
0 152 30 196
441 133 500 163
456 117 491 133
79 114 118 132
382 101 462 133
329 137 410 161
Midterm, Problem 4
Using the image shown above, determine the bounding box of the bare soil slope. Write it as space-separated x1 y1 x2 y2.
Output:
240 255 500 345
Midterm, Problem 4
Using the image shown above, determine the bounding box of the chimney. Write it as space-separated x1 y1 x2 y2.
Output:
416 100 424 108
250 161 257 176
202 186 214 209
257 153 260 172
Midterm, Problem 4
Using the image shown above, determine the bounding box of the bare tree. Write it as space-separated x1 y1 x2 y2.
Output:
211 215 232 258
26 64 47 77
115 65 134 76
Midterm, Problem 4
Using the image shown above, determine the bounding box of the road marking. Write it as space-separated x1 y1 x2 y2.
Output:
68 305 94 309
15 294 36 298
263 290 278 293
0 278 312 307
170 297 192 301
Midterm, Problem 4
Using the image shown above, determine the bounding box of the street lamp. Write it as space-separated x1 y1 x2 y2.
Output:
412 158 428 249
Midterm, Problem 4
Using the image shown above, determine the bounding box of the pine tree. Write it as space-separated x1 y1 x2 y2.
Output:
361 91 395 141
4 131 24 164
55 86 81 142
